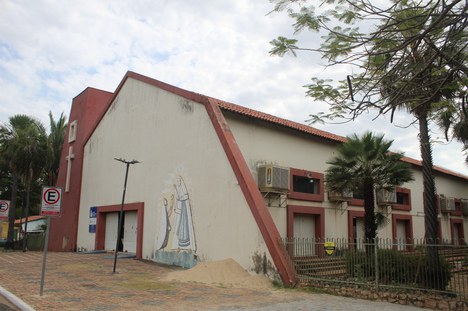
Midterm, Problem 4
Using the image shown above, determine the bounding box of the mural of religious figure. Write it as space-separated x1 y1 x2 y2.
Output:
172 176 194 249
156 176 196 252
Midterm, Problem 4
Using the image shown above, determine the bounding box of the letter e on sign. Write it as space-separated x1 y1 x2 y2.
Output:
0 200 10 220
41 187 63 217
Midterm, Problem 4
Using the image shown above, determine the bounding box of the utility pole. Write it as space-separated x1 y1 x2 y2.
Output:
112 158 140 273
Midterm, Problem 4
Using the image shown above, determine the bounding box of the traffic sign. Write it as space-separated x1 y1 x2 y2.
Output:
41 187 62 216
0 200 10 220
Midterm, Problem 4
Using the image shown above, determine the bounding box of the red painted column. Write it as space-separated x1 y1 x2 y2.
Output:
48 88 112 252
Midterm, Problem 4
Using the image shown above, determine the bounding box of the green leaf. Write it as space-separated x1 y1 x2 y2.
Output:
269 36 299 57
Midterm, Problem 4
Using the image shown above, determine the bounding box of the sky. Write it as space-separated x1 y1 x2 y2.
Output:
0 0 467 176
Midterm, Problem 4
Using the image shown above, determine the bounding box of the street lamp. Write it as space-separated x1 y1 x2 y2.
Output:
113 157 140 273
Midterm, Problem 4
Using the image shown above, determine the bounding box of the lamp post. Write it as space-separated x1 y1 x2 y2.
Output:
113 158 140 273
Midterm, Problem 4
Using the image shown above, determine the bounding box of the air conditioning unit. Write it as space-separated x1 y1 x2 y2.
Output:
328 189 353 202
448 197 456 211
376 189 397 205
257 165 290 192
461 199 468 216
439 195 455 212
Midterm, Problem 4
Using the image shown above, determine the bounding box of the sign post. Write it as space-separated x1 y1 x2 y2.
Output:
39 187 62 296
41 187 62 217
0 200 10 221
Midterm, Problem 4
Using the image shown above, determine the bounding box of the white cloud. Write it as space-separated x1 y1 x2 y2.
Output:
0 0 466 175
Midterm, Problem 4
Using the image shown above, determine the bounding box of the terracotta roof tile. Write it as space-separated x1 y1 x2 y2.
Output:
14 215 46 225
212 98 468 181
213 98 347 143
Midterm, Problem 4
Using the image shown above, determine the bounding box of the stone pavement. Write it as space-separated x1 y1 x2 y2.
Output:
0 251 424 311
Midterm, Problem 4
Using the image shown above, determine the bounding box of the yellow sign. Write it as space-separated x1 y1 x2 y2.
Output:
324 241 335 255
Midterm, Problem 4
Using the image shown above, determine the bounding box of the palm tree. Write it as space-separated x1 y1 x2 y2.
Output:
44 112 67 186
325 132 414 245
0 115 47 249
437 102 468 165
19 119 47 251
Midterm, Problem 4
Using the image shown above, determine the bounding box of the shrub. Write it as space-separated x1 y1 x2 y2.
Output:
345 249 452 290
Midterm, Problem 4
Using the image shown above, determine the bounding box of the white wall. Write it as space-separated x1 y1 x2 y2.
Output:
77 78 270 271
226 113 468 241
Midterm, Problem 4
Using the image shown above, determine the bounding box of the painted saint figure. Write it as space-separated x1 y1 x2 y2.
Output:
172 177 196 250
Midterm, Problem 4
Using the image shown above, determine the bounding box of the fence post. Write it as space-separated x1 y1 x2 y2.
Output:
374 237 379 291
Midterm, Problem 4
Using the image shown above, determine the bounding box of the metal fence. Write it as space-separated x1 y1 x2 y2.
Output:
279 237 468 301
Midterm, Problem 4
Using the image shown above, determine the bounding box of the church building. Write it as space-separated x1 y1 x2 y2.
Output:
48 71 468 286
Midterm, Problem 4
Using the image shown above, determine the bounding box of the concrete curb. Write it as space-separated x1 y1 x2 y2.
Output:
0 285 35 311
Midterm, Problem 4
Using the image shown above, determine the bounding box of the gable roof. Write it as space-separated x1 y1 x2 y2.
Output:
89 71 468 181
214 99 347 143
212 98 468 181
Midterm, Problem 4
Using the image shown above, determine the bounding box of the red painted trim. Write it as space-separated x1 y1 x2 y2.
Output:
348 198 364 207
287 205 325 239
451 198 463 217
49 88 113 252
393 187 411 211
391 214 413 250
204 97 296 286
287 205 325 257
450 218 465 245
288 168 324 202
438 219 442 242
95 202 144 259
347 210 365 243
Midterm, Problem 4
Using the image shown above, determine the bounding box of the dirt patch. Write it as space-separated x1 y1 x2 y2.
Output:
163 258 273 289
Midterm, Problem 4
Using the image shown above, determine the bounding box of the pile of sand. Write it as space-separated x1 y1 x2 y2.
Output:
163 258 273 289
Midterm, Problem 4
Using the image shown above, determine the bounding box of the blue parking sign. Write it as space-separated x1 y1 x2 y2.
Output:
89 207 97 233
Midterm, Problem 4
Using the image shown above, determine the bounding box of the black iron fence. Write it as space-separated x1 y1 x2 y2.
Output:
279 237 467 301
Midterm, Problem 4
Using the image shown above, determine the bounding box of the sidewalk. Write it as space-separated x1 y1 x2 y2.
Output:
0 251 424 310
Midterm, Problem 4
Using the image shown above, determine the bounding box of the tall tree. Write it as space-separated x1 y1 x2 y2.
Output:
270 0 467 254
0 115 47 249
18 118 47 251
326 132 413 245
45 112 67 186
437 99 468 164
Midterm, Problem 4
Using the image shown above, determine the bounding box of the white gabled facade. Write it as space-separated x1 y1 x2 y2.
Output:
54 71 467 286
77 77 272 271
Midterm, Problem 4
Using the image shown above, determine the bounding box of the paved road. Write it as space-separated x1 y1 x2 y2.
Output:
0 296 17 311
0 251 424 310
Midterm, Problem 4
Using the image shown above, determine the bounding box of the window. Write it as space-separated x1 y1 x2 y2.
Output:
396 192 409 205
451 199 462 216
289 168 324 201
68 120 77 143
349 188 364 207
293 175 320 194
393 187 411 211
